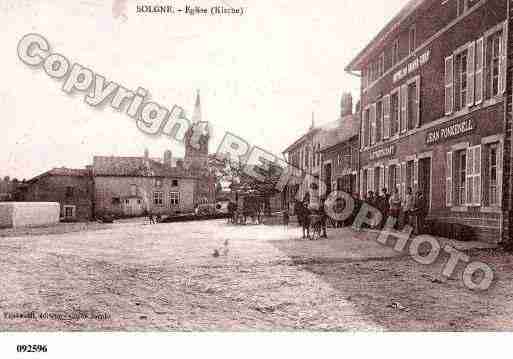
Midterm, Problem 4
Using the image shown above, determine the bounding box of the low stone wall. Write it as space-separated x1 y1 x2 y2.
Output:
0 202 60 229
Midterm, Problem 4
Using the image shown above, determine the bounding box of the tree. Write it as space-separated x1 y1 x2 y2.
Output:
211 156 284 215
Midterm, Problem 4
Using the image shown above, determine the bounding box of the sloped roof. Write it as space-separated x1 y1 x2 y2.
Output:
27 167 91 183
318 114 360 152
283 127 321 154
345 0 425 71
92 156 190 178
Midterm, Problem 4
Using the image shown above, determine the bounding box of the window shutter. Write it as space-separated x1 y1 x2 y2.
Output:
473 145 482 206
445 55 454 115
383 95 391 139
360 170 365 198
497 142 503 206
401 162 406 200
499 22 508 95
380 165 385 193
475 37 484 104
415 77 421 127
362 108 368 148
369 168 374 194
467 41 476 106
400 85 408 132
413 159 419 191
466 147 474 205
371 104 377 145
446 152 453 207
384 165 389 192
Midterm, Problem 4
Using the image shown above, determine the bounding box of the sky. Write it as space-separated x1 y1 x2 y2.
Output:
1 0 409 180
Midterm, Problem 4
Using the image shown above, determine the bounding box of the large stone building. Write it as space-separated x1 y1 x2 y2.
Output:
92 153 197 217
346 0 512 243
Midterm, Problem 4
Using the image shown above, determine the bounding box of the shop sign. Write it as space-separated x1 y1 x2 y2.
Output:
393 50 431 83
369 145 395 161
426 118 475 145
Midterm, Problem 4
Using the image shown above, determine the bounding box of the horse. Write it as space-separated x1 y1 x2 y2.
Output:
294 201 311 239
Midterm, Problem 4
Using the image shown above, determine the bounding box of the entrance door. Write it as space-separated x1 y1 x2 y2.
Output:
419 158 432 209
123 198 143 217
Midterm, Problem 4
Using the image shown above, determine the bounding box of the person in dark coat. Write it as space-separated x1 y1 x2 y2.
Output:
319 197 328 238
413 191 428 235
379 187 391 228
282 208 290 227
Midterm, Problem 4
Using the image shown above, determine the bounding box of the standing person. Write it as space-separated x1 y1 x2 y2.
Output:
366 191 375 206
319 197 328 239
402 187 414 228
413 191 428 235
389 187 401 229
282 207 289 228
382 188 391 221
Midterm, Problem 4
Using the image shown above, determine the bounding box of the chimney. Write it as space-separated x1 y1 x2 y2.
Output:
340 92 353 118
164 150 173 167
144 148 149 159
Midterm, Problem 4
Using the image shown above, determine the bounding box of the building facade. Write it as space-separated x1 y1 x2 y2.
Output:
283 118 324 210
319 93 360 197
346 0 511 243
319 119 360 197
24 168 94 221
92 154 198 217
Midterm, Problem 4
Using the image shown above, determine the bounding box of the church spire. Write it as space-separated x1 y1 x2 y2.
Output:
192 89 202 123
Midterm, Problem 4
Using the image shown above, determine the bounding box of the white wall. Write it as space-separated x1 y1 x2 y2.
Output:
0 202 60 228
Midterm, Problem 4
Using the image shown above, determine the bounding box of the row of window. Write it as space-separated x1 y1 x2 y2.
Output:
444 22 507 115
290 143 322 170
153 191 180 206
361 76 420 148
362 22 507 150
446 142 501 207
363 0 481 89
361 164 413 200
334 148 357 169
363 26 416 87
360 141 502 209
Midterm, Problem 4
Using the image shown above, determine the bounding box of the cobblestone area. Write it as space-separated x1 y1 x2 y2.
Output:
0 219 512 331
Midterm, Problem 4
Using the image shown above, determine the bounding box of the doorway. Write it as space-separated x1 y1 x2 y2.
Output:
123 197 144 217
324 163 332 196
419 158 432 210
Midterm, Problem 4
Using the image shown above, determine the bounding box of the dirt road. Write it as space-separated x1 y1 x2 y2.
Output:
0 219 512 331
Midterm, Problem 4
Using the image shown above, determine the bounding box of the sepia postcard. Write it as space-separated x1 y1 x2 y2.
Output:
1 0 512 357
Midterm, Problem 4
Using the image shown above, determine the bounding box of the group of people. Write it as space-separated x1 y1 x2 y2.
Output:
228 201 265 225
364 187 428 235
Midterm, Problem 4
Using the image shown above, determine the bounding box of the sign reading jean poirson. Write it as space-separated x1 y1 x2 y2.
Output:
426 119 475 145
